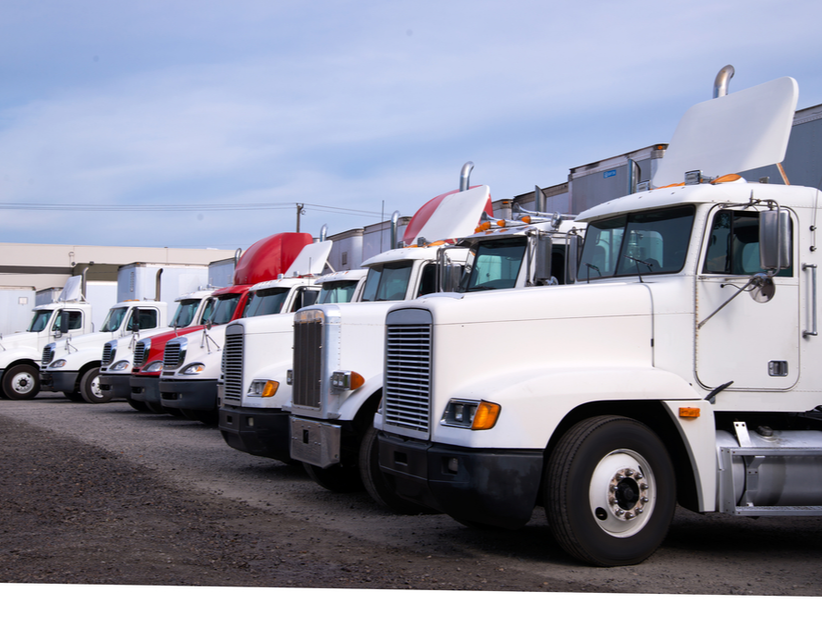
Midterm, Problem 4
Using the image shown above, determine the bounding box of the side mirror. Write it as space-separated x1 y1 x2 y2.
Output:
534 235 553 284
131 308 141 334
59 311 70 335
441 264 463 293
760 209 792 272
566 235 580 284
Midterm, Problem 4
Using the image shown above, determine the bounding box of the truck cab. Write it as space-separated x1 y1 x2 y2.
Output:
219 268 368 460
377 73 822 566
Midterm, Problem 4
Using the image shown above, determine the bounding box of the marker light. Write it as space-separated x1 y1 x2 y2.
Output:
679 407 700 418
471 401 501 430
521 216 532 224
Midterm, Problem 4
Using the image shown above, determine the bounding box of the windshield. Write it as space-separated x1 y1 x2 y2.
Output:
243 288 290 317
210 294 241 325
170 299 201 328
199 297 217 324
578 205 694 281
361 261 413 302
318 280 360 304
27 310 53 332
101 307 128 332
460 237 527 292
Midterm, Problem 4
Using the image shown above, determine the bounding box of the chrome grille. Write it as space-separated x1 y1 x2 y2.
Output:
102 341 116 366
133 340 148 367
292 319 323 408
41 345 55 366
223 324 244 402
164 340 183 369
384 310 433 435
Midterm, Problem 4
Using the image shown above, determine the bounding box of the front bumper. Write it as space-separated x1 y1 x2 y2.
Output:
219 405 291 462
159 379 217 412
130 374 160 404
40 370 78 394
378 432 544 529
99 372 131 399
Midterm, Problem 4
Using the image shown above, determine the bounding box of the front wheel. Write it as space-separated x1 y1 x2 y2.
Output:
2 364 40 400
545 415 676 567
359 426 434 514
304 463 363 493
80 368 113 404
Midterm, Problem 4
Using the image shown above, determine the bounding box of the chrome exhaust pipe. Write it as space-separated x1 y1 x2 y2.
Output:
713 65 735 98
459 161 474 192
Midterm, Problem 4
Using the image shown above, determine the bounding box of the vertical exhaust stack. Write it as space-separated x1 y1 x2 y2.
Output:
713 65 735 98
534 186 547 213
81 267 89 302
459 161 474 192
319 224 328 242
154 268 163 302
390 211 401 249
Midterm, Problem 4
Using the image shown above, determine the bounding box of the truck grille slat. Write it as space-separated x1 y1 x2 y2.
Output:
223 325 244 402
133 341 148 367
293 320 323 409
384 316 432 436
163 340 183 370
101 341 115 366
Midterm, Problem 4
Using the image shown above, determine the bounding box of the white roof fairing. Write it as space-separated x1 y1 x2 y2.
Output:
652 76 798 188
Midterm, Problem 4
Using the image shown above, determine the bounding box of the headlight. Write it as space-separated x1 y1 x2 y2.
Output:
111 360 130 372
441 399 501 430
182 363 206 375
247 380 279 397
50 359 67 369
331 370 364 390
145 361 164 373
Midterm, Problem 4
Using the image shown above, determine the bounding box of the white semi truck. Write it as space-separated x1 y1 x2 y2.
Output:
158 241 335 424
376 71 822 566
283 167 507 508
218 268 367 459
0 274 116 399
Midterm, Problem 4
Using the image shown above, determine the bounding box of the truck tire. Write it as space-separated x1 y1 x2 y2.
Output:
2 364 40 400
304 463 363 493
80 368 113 404
359 426 435 514
545 415 676 567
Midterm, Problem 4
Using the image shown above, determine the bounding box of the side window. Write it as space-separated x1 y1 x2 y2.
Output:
704 210 793 276
294 289 319 311
417 263 437 297
66 311 83 330
128 309 159 331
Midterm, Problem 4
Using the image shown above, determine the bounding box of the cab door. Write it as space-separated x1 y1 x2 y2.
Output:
695 206 799 391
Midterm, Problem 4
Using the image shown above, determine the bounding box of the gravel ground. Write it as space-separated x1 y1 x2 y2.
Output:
2 393 821 612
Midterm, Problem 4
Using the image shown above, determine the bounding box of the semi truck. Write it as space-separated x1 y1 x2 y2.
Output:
158 240 334 424
375 71 822 566
98 288 218 406
218 267 368 460
282 165 503 508
128 232 315 415
0 274 117 399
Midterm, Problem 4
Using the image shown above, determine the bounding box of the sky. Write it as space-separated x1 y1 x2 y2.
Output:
0 0 821 251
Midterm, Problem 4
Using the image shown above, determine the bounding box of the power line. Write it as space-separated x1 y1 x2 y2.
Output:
0 201 384 217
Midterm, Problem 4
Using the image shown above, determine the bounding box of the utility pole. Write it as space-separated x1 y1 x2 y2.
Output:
296 203 305 232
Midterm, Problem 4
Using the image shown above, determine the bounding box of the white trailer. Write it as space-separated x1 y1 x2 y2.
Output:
377 70 822 566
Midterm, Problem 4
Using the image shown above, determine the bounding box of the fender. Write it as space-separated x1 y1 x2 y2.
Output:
0 347 41 368
434 365 716 510
244 359 294 410
336 373 383 423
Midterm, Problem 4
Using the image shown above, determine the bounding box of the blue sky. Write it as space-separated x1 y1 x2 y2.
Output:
0 0 820 250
